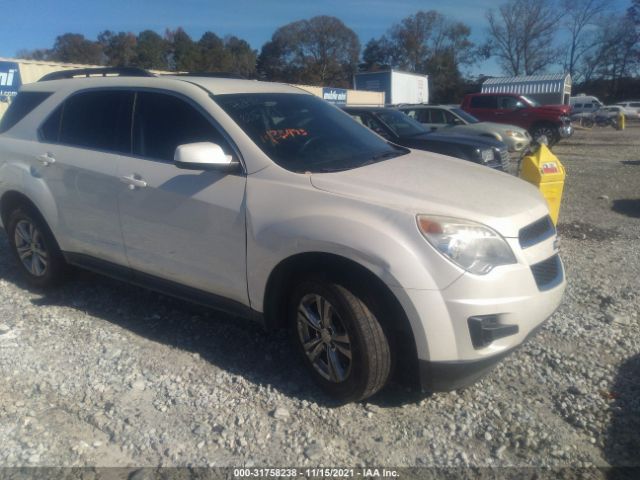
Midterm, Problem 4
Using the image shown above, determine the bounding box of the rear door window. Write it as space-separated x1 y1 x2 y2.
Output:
498 96 521 109
427 108 447 124
0 91 51 134
59 90 134 153
470 96 497 109
132 91 231 162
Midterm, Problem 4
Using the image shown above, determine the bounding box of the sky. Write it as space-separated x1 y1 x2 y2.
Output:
0 0 632 76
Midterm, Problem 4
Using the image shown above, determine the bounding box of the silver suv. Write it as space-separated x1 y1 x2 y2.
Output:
0 68 565 402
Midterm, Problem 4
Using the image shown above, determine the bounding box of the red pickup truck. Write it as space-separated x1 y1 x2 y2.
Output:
461 93 573 146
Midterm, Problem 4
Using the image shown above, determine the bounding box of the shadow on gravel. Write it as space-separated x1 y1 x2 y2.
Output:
0 235 424 408
621 160 640 166
611 199 640 219
604 354 640 479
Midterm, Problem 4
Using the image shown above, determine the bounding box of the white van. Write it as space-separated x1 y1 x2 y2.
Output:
570 95 602 114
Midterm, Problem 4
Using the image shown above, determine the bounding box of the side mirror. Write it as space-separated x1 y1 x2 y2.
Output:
174 142 239 171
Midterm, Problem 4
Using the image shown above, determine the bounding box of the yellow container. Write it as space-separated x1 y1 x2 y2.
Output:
519 144 566 225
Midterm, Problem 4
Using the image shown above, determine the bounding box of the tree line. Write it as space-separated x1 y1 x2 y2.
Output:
17 0 640 103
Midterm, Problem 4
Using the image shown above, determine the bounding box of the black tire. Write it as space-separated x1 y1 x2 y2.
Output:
289 276 392 403
6 206 68 289
530 123 560 147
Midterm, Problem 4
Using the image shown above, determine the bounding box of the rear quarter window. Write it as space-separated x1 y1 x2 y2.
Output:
0 91 52 134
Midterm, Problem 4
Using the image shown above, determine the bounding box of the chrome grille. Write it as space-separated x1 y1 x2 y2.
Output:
489 147 510 171
530 255 563 291
498 148 510 171
519 215 556 248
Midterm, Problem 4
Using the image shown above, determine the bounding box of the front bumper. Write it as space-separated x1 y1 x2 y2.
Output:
418 318 548 392
559 124 573 138
390 230 566 391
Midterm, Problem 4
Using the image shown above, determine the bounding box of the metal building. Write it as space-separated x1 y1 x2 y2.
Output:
481 73 572 105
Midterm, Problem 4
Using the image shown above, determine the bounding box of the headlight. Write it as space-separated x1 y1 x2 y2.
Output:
416 215 517 275
504 130 522 138
477 148 494 163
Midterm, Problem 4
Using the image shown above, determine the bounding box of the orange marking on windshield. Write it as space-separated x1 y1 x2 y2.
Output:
263 128 308 145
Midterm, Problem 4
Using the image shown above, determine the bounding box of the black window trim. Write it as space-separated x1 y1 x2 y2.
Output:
36 86 246 174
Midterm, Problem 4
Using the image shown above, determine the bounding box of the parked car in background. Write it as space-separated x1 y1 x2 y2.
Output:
615 100 640 116
608 104 640 120
344 107 510 171
398 104 531 153
569 95 603 115
0 68 565 402
595 106 637 127
461 93 573 146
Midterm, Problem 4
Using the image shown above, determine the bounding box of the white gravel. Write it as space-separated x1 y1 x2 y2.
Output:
0 126 638 470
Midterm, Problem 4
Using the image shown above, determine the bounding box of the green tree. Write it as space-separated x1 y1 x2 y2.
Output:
257 15 360 87
363 11 475 102
198 31 228 72
136 30 168 69
166 28 200 71
16 49 50 61
223 36 257 78
49 33 102 64
98 31 137 66
360 37 393 71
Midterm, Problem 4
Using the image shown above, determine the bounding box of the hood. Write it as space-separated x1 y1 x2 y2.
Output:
409 132 504 149
533 104 571 115
310 150 549 237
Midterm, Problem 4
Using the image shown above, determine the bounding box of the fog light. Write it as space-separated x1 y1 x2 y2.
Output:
468 315 519 349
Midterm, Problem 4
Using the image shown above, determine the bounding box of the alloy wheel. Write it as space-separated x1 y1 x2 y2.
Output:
296 293 352 383
14 219 48 277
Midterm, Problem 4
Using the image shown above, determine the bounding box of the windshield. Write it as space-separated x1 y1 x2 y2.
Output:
521 95 540 107
214 93 407 173
375 109 426 137
451 108 479 124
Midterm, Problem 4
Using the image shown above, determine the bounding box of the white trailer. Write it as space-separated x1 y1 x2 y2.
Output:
354 70 429 105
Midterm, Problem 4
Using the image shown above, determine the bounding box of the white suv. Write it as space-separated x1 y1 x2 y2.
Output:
0 68 565 402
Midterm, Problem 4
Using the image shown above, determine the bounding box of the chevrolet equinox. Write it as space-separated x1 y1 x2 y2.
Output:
0 69 566 402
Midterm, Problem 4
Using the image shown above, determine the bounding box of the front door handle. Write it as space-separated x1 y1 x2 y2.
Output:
120 174 148 190
37 153 56 166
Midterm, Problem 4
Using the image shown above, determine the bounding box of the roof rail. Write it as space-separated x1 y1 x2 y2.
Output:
38 67 155 82
166 72 247 80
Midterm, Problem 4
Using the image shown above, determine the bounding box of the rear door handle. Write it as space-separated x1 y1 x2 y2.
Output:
120 174 148 189
37 153 56 166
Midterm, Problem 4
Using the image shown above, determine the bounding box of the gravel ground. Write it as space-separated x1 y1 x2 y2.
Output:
0 126 638 471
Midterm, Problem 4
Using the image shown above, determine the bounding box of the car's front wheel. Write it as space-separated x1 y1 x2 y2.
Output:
6 206 67 288
531 123 560 146
289 277 392 403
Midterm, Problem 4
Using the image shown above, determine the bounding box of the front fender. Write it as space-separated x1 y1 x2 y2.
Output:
245 174 463 313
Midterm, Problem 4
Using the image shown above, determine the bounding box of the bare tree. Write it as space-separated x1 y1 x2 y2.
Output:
486 0 561 76
579 12 639 87
560 0 609 79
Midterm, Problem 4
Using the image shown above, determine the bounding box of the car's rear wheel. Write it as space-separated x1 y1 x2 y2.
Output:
289 277 392 403
6 206 67 288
